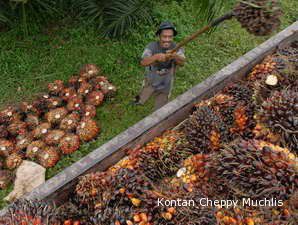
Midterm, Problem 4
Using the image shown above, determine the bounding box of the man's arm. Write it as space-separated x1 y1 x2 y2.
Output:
167 47 186 66
140 47 168 67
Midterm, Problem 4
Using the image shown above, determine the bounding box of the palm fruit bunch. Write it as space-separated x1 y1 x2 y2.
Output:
0 106 18 124
68 75 81 88
78 81 93 96
0 139 15 157
76 118 100 142
15 133 33 151
33 94 52 114
36 146 60 168
86 91 104 106
211 139 297 201
5 153 23 170
89 76 108 90
46 96 64 109
233 0 282 36
133 131 192 181
0 170 14 189
247 56 277 82
0 125 8 138
184 106 229 153
258 90 298 152
32 122 51 139
18 101 40 115
75 171 113 211
59 134 80 155
81 105 96 119
98 79 117 97
67 96 84 112
0 199 60 225
61 87 77 101
44 129 66 145
57 202 86 225
45 107 68 125
24 113 40 130
26 140 45 159
7 120 27 136
79 64 101 79
252 122 281 144
60 112 81 131
48 80 64 96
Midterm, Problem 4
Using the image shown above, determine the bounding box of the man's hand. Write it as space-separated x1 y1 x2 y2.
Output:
154 53 168 62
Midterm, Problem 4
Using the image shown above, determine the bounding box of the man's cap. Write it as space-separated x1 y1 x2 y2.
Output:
156 21 178 36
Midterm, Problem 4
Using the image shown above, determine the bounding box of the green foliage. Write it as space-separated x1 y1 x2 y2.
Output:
191 0 226 23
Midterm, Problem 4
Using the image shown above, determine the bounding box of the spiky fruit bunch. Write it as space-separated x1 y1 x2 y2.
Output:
212 139 298 200
247 56 277 81
81 105 96 118
0 106 18 124
15 134 33 151
32 122 51 139
59 134 80 154
76 118 100 142
26 140 46 159
67 96 84 112
25 113 40 130
79 64 100 79
222 83 253 104
37 146 60 168
45 107 68 125
133 131 192 181
75 171 112 210
78 82 93 96
61 87 77 101
0 199 60 225
0 139 15 158
68 75 80 88
184 106 228 153
258 90 298 152
233 0 282 36
5 153 23 170
0 170 13 189
33 94 51 113
60 112 81 131
7 120 27 136
44 129 66 146
47 80 64 95
86 91 104 106
89 76 108 90
0 125 8 138
46 96 63 109
18 101 40 115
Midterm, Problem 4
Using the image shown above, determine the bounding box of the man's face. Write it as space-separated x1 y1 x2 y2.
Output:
159 29 174 49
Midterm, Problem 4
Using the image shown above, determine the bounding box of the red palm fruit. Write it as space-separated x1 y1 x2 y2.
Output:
81 105 96 118
0 170 13 189
78 82 93 96
76 118 100 142
37 146 60 168
0 125 8 138
46 97 63 109
86 91 104 106
45 107 68 125
48 80 64 95
15 134 33 151
24 114 40 130
61 87 77 101
59 134 80 154
0 139 15 158
60 112 81 131
79 64 100 79
0 106 18 124
7 120 27 136
32 122 51 139
5 153 23 170
18 101 40 115
26 140 45 159
44 130 65 146
67 96 84 112
89 76 108 90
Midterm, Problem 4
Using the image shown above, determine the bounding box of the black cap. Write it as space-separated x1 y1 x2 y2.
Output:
156 21 178 36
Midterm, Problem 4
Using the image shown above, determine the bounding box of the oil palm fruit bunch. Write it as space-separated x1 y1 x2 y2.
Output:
61 87 77 101
26 140 46 159
233 0 282 36
57 202 87 225
60 112 81 131
7 120 27 136
0 170 13 189
68 75 80 88
0 139 15 157
86 91 104 106
45 107 68 125
24 113 40 130
212 139 297 201
222 82 253 104
76 118 100 142
99 80 117 97
78 81 93 96
184 106 228 153
59 134 80 155
32 122 51 139
0 106 18 124
258 90 298 152
67 96 84 112
48 80 64 96
247 56 277 82
19 101 40 115
37 146 60 168
44 129 66 146
89 76 108 90
0 199 60 225
135 131 192 181
5 153 23 170
79 64 101 79
0 125 8 138
253 122 281 144
15 133 33 151
81 105 96 119
46 96 64 109
33 94 52 114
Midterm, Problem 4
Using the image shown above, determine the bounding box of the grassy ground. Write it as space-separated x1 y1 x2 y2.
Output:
0 1 297 208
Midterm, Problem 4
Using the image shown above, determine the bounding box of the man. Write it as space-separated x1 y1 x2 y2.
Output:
134 21 186 111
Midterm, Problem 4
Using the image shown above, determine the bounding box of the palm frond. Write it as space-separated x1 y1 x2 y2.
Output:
71 0 106 22
192 0 225 23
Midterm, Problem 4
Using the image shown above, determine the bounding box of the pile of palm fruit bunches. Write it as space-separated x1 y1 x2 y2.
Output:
1 38 296 225
0 64 116 190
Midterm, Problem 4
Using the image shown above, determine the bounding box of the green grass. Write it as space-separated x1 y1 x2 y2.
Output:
0 0 297 208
